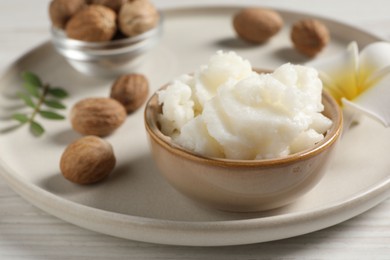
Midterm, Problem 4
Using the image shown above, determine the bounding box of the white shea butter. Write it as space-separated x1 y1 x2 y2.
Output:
157 51 332 160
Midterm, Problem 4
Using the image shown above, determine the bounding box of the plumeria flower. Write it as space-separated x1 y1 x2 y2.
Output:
308 41 390 127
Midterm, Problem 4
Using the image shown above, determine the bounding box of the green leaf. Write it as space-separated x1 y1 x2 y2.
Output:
48 88 68 99
30 121 45 136
17 92 36 108
12 113 29 123
22 71 42 88
23 82 41 98
44 99 66 109
39 110 65 120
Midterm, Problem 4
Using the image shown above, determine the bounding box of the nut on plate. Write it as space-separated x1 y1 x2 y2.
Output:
65 5 117 42
291 19 330 57
70 97 127 137
233 8 283 43
49 0 86 29
119 0 160 37
110 73 149 114
60 136 116 184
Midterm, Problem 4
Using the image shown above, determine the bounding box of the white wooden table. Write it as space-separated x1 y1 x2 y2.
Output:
0 0 389 259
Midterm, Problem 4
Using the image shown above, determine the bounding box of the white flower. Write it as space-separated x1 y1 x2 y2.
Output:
309 41 390 127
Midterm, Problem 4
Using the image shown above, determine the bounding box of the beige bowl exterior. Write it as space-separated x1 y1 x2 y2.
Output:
144 90 343 212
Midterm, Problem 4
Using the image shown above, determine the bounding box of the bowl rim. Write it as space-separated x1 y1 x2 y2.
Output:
50 12 163 50
144 81 343 168
53 33 160 59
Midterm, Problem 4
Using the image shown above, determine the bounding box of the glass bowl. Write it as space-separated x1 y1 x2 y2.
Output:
50 15 163 78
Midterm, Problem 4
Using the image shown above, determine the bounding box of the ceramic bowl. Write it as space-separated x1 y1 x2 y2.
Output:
144 88 343 212
50 15 163 78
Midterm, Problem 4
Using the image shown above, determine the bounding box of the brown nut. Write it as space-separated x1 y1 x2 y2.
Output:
60 136 116 184
65 5 117 42
89 0 126 12
291 19 330 57
70 97 127 136
49 0 86 29
119 0 160 37
233 8 283 44
110 74 149 114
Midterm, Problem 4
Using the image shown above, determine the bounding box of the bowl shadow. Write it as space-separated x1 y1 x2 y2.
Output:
38 151 297 221
273 47 311 64
214 36 263 49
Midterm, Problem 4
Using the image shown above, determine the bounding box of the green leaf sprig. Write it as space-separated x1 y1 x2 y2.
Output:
12 72 69 137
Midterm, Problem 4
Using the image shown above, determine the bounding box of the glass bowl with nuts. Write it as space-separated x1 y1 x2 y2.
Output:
49 0 162 77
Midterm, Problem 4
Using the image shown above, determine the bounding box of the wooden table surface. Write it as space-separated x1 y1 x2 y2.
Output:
0 0 389 259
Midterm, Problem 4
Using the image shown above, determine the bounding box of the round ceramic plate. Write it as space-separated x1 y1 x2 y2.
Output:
0 7 389 246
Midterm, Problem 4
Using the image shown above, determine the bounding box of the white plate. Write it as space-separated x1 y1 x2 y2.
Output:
0 7 389 246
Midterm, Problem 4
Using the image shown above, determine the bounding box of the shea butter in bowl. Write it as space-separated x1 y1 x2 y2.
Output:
144 51 343 212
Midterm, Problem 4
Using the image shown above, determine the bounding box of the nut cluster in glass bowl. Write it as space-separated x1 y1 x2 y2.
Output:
49 0 162 77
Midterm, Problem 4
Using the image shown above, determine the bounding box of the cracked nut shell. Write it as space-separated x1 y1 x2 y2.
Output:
70 97 127 137
60 136 116 184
